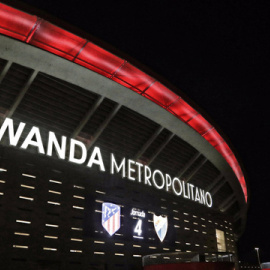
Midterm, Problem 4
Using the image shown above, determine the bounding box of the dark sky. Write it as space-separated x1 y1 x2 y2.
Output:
11 0 270 264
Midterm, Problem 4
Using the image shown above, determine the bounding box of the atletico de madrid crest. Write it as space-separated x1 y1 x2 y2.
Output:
153 214 168 242
102 202 121 236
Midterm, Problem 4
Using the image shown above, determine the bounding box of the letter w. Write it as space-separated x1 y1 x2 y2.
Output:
0 118 25 146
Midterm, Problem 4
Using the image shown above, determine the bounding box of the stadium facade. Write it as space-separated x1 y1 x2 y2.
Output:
0 2 248 269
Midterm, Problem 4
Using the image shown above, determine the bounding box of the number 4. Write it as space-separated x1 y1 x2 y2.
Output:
134 219 142 236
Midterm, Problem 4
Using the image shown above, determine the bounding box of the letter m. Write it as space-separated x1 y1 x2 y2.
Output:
0 118 25 146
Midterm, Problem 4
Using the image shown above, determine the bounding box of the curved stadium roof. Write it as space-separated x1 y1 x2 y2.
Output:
0 2 247 204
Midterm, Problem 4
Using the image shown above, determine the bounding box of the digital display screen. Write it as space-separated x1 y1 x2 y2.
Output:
85 196 176 247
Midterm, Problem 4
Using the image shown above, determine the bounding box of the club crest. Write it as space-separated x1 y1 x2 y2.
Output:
153 214 168 242
102 202 121 236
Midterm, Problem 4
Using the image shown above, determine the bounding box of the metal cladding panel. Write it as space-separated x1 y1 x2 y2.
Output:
75 42 125 78
202 128 224 148
29 20 87 61
0 4 37 41
168 98 198 122
188 114 213 135
143 82 179 108
0 2 247 203
112 62 156 92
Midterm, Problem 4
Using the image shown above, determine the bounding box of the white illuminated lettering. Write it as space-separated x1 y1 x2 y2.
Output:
134 219 142 236
0 117 25 146
47 132 66 159
21 126 45 154
165 174 172 191
87 147 105 171
189 184 195 200
200 189 205 205
183 181 189 199
144 165 152 186
69 139 87 164
110 154 125 177
195 187 201 203
0 118 214 208
205 192 213 207
128 159 136 181
172 177 182 196
187 183 190 199
130 208 145 218
135 162 143 182
152 170 165 190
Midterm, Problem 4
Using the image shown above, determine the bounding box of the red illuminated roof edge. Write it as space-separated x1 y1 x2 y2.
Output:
0 3 247 202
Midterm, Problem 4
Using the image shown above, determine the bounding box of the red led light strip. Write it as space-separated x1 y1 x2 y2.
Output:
0 3 247 202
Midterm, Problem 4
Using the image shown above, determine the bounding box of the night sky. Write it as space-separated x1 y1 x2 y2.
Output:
7 0 270 264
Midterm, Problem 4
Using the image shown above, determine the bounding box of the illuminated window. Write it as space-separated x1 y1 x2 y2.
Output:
43 247 57 251
49 190 61 195
73 185 85 189
95 190 106 194
16 220 31 224
49 179 62 184
115 243 124 246
216 229 226 252
48 201 60 205
19 196 34 201
114 253 124 256
73 205 84 210
44 235 58 239
13 245 28 249
22 173 36 178
71 227 83 231
74 195 85 200
71 238 83 242
45 223 58 228
14 232 30 236
94 251 105 255
21 184 35 189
